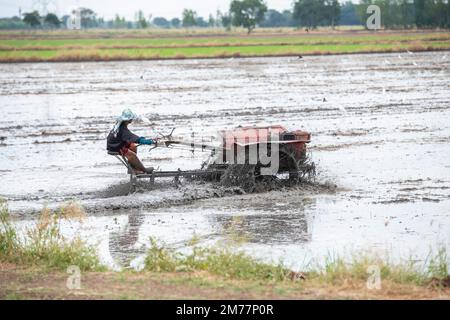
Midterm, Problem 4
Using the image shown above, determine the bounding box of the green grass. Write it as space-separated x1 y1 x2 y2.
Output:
0 41 448 62
0 200 104 271
4 292 24 300
310 250 448 286
144 237 449 286
1 33 448 48
0 30 449 62
144 238 290 281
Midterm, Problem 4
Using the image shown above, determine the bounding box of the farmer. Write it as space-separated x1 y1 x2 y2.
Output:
107 109 156 174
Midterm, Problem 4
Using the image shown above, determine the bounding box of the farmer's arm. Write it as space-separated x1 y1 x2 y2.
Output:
121 126 156 145
136 137 156 145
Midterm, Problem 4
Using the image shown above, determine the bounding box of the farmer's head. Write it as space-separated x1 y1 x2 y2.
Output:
119 108 138 125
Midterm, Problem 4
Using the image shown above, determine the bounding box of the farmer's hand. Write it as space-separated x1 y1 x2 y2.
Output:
137 137 156 145
151 137 160 146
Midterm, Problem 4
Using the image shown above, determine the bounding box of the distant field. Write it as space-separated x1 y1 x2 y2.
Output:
0 28 449 62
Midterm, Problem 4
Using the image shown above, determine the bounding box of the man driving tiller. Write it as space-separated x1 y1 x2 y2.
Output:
107 109 156 174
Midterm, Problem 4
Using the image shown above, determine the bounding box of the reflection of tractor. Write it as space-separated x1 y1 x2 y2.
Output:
209 125 315 185
212 212 312 244
110 125 315 192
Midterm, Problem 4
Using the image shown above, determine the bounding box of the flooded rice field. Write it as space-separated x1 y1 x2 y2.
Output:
1 51 449 270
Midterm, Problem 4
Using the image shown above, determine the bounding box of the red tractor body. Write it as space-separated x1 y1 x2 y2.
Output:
220 125 311 162
209 125 314 185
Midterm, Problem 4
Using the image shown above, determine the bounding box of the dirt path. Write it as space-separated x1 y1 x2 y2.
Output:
1 264 448 300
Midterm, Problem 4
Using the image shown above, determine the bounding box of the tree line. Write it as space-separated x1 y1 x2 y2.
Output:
1 0 449 31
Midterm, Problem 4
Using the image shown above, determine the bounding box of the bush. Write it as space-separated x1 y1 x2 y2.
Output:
144 238 290 281
0 201 104 271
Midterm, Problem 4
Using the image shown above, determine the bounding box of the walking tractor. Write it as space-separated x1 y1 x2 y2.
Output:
109 125 315 192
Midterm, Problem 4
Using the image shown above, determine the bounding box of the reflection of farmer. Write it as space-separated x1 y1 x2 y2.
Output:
109 211 145 267
107 109 156 174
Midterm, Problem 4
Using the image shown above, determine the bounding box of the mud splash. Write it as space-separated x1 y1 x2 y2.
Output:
83 177 337 214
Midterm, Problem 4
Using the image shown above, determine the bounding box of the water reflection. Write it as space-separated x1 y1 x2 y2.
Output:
108 210 146 267
208 197 315 245
213 213 311 244
107 197 316 268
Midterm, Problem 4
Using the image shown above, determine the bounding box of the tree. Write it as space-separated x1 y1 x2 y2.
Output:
293 0 324 29
208 14 216 27
343 0 449 29
220 12 232 30
259 9 295 27
171 18 181 28
113 14 127 28
23 11 41 27
398 0 415 28
77 7 97 28
260 9 286 27
433 0 448 28
325 0 341 29
136 10 148 28
44 13 60 28
153 17 170 28
414 0 426 27
216 10 232 30
182 9 197 27
293 0 340 29
0 16 28 29
447 0 450 28
229 0 268 34
281 10 295 27
354 0 428 29
97 17 105 27
340 1 360 25
195 16 208 27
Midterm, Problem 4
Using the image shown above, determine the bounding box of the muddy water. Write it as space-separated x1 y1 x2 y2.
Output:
1 51 450 270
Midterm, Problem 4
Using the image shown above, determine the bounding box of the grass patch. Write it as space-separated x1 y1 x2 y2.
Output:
4 292 24 300
144 238 290 281
0 42 448 62
0 30 448 62
0 33 448 50
144 237 449 288
0 200 104 271
307 250 448 287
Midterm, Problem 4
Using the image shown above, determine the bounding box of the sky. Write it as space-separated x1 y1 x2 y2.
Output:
0 0 302 19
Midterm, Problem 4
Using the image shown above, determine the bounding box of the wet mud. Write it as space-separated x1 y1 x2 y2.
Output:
1 51 449 269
